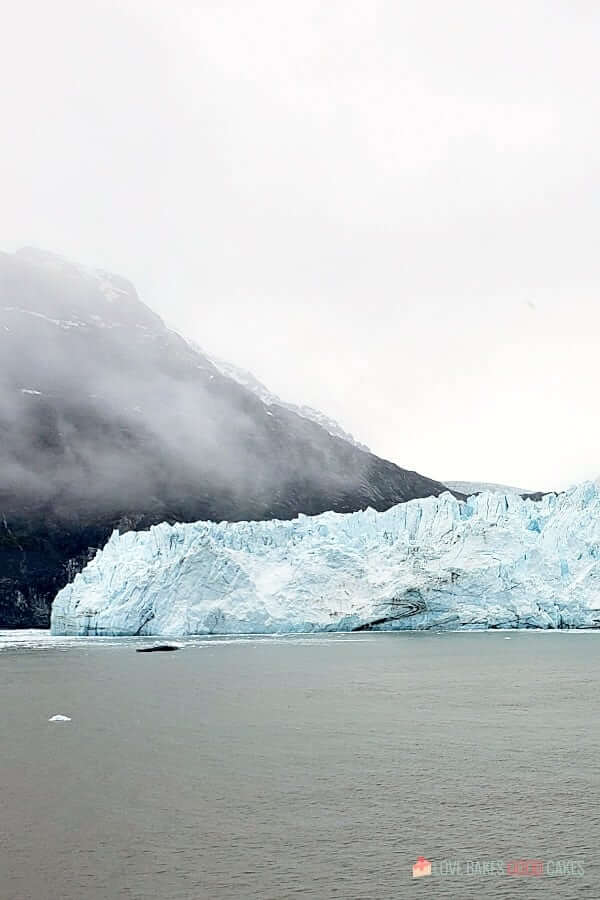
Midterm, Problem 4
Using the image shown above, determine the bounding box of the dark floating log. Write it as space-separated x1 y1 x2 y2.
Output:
136 644 181 653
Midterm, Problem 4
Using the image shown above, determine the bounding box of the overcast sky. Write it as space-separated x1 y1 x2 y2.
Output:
2 0 600 491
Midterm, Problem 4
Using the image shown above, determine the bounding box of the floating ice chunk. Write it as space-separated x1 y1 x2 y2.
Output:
48 714 71 722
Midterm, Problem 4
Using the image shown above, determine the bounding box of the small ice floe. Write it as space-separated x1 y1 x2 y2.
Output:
48 714 71 722
504 637 511 640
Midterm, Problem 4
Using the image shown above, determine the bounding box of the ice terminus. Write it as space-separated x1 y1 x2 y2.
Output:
51 482 600 636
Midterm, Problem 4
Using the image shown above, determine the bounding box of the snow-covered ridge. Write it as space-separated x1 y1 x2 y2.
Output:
207 355 370 451
51 482 600 636
158 327 370 450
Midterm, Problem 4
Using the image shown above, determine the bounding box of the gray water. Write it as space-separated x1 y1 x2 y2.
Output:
1 631 599 899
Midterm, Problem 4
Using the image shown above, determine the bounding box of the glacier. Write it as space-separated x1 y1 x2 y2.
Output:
50 482 600 636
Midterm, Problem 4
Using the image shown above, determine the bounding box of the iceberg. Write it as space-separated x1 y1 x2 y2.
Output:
50 483 600 636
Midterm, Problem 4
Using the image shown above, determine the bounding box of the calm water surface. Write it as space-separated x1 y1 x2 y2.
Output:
1 631 599 899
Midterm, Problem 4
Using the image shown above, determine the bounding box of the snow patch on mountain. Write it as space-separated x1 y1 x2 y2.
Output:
51 482 600 636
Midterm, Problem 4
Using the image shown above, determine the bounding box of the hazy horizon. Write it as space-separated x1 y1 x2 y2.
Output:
3 1 600 492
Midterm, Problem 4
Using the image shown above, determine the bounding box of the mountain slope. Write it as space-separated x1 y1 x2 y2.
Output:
206 354 370 451
0 247 450 626
51 482 600 637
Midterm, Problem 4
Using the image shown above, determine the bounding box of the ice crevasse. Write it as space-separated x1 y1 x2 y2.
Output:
50 483 600 635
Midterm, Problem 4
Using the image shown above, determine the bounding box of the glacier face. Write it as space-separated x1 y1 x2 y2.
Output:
50 483 600 636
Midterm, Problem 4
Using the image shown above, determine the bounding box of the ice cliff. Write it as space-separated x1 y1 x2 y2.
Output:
50 483 600 635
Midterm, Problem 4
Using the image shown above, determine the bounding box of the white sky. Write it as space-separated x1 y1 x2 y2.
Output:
2 0 600 491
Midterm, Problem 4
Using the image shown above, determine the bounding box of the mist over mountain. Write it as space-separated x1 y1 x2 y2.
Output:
0 248 451 627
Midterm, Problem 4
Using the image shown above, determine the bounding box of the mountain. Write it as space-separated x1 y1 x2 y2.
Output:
52 482 600 636
0 247 451 627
